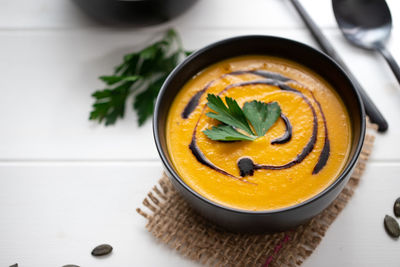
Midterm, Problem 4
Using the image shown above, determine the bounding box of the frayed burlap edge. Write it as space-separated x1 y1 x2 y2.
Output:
137 122 376 267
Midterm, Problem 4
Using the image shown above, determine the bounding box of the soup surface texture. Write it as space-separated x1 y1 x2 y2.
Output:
166 56 351 211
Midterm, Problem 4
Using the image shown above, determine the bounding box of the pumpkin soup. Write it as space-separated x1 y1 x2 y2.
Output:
166 55 351 211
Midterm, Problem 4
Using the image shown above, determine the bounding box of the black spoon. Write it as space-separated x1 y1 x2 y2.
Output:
289 0 388 132
333 0 400 85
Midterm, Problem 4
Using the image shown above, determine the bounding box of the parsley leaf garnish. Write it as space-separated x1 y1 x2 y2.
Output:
206 94 254 136
243 100 281 136
203 125 257 141
203 94 281 141
89 29 190 126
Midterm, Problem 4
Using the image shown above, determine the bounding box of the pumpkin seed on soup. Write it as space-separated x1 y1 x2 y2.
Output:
394 197 400 217
384 215 400 238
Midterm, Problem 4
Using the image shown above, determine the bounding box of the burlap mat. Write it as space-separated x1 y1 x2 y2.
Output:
137 123 376 267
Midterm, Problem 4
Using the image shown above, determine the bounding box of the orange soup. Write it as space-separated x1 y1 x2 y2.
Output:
166 56 351 211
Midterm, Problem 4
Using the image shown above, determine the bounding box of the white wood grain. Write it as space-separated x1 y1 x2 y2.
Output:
0 162 197 267
1 0 400 266
0 162 398 267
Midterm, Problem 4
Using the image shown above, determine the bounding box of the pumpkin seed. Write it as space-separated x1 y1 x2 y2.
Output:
91 244 113 256
384 215 400 238
394 197 400 217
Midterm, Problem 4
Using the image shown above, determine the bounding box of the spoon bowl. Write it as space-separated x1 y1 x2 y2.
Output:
333 0 391 49
332 0 400 84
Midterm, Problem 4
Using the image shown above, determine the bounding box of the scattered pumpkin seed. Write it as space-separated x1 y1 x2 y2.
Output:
384 215 400 238
394 197 400 218
91 244 113 256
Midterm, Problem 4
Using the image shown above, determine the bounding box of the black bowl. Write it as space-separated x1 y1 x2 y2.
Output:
153 35 366 233
73 0 198 26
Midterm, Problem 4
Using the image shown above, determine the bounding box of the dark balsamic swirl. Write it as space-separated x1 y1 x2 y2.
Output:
189 122 255 184
182 70 291 119
224 70 292 82
311 92 330 174
181 69 330 179
225 80 318 173
271 113 292 145
181 81 212 119
189 131 234 178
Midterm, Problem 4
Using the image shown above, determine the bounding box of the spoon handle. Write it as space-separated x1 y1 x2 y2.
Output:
289 0 388 132
376 43 400 85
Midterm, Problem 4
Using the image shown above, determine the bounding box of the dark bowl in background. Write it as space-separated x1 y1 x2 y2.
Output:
153 35 366 233
73 0 198 26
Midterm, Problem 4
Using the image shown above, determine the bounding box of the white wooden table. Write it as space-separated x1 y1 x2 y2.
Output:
0 1 399 266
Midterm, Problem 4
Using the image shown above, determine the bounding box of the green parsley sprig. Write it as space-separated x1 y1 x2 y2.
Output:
89 29 190 126
203 94 281 141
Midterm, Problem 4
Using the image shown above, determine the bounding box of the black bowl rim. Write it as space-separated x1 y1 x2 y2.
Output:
153 35 366 215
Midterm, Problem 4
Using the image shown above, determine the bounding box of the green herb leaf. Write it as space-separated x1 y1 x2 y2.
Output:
133 74 168 126
99 75 141 85
89 82 133 126
203 125 256 141
243 101 281 136
203 94 281 142
206 94 255 135
89 29 188 126
184 50 193 57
